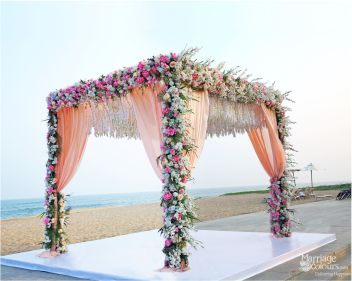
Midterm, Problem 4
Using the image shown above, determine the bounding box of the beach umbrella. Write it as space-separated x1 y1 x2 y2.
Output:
303 163 317 187
288 168 301 186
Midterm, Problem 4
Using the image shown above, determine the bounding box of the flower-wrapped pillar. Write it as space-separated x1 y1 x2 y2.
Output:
269 106 296 237
268 176 292 237
159 84 198 270
42 110 68 255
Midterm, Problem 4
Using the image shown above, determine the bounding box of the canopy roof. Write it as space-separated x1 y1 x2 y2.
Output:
47 48 290 138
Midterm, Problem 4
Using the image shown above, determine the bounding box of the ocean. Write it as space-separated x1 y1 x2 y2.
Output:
1 181 345 219
1 185 268 219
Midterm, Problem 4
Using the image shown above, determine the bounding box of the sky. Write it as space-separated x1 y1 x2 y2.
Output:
1 1 351 200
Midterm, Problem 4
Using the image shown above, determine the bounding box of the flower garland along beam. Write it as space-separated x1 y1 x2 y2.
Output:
43 48 295 266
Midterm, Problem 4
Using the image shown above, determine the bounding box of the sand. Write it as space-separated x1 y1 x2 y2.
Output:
0 189 340 256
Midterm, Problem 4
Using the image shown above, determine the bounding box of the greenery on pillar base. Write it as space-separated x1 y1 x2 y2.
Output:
41 192 70 253
268 175 294 237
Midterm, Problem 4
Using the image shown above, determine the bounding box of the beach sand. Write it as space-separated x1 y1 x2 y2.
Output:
1 189 340 256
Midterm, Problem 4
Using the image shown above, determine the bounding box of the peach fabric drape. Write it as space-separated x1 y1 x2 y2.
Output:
56 104 91 192
129 86 164 179
247 104 285 178
187 90 210 168
129 87 210 180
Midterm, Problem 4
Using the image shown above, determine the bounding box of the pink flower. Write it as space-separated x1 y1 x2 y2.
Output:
48 187 55 195
165 167 171 173
49 165 54 171
137 62 144 70
282 200 287 205
179 188 185 194
165 239 172 247
177 213 182 221
170 149 175 155
270 177 278 184
181 176 187 183
173 155 180 162
192 73 198 81
136 77 144 84
160 55 170 63
150 66 158 74
170 61 177 68
163 192 172 201
162 107 169 114
142 71 149 78
165 128 177 136
171 53 177 60
43 217 50 225
161 62 169 70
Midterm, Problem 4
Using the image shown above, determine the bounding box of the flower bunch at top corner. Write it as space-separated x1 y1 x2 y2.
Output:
46 52 179 112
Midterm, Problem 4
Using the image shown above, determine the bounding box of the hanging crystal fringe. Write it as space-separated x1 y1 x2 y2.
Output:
88 97 140 139
86 94 267 139
206 96 266 137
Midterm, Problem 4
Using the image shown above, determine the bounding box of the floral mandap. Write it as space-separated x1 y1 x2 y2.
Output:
41 48 296 271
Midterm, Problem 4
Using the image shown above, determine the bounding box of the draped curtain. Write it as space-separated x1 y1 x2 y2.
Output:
56 103 92 192
129 87 209 180
247 104 285 178
129 86 164 179
187 90 210 168
54 86 210 188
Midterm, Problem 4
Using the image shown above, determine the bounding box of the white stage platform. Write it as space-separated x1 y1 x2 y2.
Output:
1 230 335 281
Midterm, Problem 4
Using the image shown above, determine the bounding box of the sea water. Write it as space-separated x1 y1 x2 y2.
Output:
1 181 344 219
1 185 268 219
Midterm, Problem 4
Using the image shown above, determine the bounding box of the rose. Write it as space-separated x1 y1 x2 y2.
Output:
179 188 185 194
43 217 50 225
165 128 177 136
170 61 177 68
177 193 184 201
163 192 172 201
165 239 172 247
136 77 144 84
173 155 180 162
165 167 171 173
48 187 55 194
181 176 187 183
170 149 175 155
162 107 169 115
177 213 182 221
49 165 54 171
142 71 149 78
160 55 170 63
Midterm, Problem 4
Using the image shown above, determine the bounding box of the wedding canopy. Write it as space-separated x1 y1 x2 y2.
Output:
42 48 295 270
